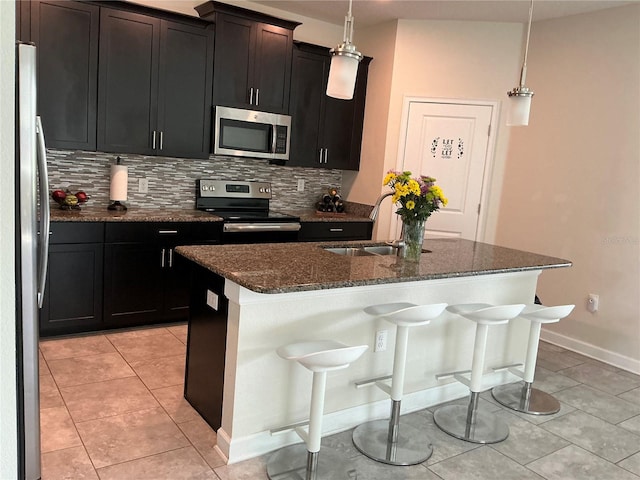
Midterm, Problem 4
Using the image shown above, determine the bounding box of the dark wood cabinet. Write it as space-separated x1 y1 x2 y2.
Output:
289 42 371 171
298 221 373 241
40 223 104 337
196 2 299 114
97 8 213 159
30 1 99 150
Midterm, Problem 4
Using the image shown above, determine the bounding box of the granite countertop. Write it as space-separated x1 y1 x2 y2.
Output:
176 239 571 294
50 206 372 223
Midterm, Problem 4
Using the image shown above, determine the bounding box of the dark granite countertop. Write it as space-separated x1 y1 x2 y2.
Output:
50 206 372 223
176 239 571 294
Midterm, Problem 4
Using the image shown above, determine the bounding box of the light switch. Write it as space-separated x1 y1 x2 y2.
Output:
206 290 219 311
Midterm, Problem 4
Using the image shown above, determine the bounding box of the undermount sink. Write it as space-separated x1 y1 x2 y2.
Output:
323 245 398 257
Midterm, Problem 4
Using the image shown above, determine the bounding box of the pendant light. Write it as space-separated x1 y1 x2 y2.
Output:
507 0 535 126
326 0 363 100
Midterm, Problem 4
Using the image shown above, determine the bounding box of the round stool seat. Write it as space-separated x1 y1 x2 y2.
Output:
277 340 369 372
448 304 525 325
520 304 575 324
365 302 448 327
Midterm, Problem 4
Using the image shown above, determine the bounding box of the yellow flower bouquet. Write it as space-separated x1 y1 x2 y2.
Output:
383 170 448 223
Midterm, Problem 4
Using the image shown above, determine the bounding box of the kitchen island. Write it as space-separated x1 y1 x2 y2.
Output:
176 239 571 464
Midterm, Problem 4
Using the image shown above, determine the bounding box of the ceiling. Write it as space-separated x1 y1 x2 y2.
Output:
251 0 636 27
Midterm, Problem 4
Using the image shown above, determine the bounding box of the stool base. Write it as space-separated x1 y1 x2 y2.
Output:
492 382 561 415
266 444 357 480
352 417 433 465
434 398 509 444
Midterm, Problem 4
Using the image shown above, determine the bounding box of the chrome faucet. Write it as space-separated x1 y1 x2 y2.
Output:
369 192 406 256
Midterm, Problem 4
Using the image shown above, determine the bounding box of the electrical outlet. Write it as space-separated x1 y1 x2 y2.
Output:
375 330 387 352
138 178 149 193
297 179 305 192
587 293 599 313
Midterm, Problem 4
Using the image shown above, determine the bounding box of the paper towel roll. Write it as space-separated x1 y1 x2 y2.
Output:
110 165 128 201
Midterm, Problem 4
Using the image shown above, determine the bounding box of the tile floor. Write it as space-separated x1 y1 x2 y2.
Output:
40 325 640 480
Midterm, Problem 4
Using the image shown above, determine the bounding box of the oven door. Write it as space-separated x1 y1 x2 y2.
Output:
221 222 300 244
214 106 290 161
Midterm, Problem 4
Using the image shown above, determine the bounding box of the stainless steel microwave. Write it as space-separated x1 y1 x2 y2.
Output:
213 106 291 161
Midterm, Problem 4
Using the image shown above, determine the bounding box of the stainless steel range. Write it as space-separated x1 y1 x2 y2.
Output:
196 179 301 243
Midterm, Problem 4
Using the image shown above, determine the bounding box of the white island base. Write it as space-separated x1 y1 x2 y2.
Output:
215 270 541 464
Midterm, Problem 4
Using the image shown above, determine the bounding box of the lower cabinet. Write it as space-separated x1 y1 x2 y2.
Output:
40 223 104 337
298 221 373 242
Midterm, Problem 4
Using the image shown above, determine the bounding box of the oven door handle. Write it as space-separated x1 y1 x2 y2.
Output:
224 222 301 233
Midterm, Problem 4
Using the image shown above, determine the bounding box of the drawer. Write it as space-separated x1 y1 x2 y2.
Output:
190 222 223 244
105 222 192 244
50 222 104 244
299 221 373 241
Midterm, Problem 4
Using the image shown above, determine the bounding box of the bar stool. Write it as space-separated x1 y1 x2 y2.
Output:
352 302 448 465
267 340 368 480
492 304 575 415
433 303 525 444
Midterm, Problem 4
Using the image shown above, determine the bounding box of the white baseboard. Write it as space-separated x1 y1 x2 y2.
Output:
220 371 514 464
540 328 640 375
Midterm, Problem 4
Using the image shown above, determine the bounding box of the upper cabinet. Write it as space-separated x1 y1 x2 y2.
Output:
196 1 299 115
30 1 99 150
97 8 214 159
288 42 371 171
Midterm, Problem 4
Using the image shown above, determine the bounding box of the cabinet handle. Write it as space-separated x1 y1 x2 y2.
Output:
324 148 328 164
255 88 259 106
159 131 163 150
152 130 157 149
158 230 178 234
169 248 173 268
161 248 166 268
249 87 254 105
329 228 344 232
319 149 323 164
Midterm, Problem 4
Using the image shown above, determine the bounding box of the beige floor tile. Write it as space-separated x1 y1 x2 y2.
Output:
39 350 51 376
167 324 188 344
76 407 190 469
60 376 159 423
105 326 170 341
40 374 64 409
96 446 217 480
178 416 226 469
48 352 136 388
151 384 202 424
109 332 186 363
40 406 82 453
41 445 98 480
40 335 115 361
130 354 185 390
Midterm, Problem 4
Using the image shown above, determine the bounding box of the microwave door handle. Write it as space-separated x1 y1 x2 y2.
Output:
271 125 277 154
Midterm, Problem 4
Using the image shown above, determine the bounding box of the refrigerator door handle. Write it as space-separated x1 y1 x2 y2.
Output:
35 116 50 309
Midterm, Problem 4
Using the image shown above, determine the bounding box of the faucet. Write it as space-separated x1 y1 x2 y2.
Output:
369 192 406 256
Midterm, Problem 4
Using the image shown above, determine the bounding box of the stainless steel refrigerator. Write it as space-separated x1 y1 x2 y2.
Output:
16 41 50 480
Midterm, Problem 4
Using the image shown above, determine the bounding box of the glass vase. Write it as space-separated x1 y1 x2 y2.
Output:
401 218 426 262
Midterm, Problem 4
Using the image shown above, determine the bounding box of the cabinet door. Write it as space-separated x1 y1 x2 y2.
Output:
253 23 293 114
157 20 214 159
288 49 326 167
212 13 255 109
40 243 104 337
163 247 191 318
103 243 164 327
31 1 99 150
97 8 160 154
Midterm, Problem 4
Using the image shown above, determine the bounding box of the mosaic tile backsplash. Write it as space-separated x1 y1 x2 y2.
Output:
47 150 343 211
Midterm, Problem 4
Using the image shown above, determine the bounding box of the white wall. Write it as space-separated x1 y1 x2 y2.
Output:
348 19 524 240
496 5 640 370
0 2 18 478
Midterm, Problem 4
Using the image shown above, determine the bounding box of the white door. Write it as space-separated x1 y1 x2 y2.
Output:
393 99 495 240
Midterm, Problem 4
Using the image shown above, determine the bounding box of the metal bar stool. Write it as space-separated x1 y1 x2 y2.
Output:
492 304 575 415
352 302 448 465
433 303 525 444
267 340 368 480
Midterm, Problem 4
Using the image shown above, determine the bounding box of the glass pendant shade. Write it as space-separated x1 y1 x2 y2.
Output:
326 54 359 100
506 94 533 126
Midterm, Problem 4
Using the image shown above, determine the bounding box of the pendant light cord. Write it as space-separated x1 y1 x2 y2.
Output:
520 0 534 87
343 0 354 44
